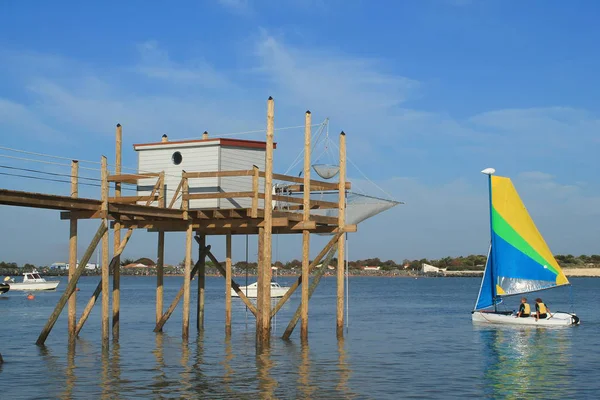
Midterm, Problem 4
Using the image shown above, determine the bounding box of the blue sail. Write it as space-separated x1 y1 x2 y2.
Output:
474 246 494 310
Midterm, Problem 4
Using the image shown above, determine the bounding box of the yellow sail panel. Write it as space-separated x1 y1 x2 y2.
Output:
491 176 568 286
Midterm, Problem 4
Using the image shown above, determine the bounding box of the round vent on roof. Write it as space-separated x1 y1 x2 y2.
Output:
172 151 183 165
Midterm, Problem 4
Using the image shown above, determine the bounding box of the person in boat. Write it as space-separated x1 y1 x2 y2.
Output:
534 298 550 320
516 297 531 318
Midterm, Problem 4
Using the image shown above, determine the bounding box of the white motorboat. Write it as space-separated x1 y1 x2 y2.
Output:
471 170 579 327
231 281 290 298
4 270 60 291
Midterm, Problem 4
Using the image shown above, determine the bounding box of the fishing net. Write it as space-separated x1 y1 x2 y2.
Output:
272 187 401 228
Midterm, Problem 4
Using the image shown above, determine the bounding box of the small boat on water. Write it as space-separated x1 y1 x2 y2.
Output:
4 270 60 291
471 169 580 327
232 281 290 298
0 282 9 295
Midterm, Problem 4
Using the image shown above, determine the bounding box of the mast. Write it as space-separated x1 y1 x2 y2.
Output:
483 168 497 312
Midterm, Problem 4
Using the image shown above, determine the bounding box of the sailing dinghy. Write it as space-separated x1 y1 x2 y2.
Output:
471 169 580 326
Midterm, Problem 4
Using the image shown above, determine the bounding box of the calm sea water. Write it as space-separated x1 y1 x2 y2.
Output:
0 275 598 399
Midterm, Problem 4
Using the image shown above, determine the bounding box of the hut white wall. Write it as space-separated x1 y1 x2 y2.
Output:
219 146 266 209
137 144 219 209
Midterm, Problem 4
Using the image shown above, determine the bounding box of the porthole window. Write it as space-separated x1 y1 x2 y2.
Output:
172 151 183 165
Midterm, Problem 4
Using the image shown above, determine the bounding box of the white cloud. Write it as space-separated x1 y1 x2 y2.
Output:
134 40 233 88
1 34 599 265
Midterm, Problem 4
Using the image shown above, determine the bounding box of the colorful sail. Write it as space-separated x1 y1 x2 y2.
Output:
474 246 493 310
490 176 569 296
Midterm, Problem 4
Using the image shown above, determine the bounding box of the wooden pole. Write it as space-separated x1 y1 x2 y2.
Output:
68 160 79 342
225 233 232 335
197 233 206 331
283 246 338 340
37 222 107 346
301 110 311 341
251 165 259 218
154 255 208 332
101 156 110 348
112 123 122 342
182 177 192 340
272 232 342 318
156 172 165 327
204 249 257 316
256 227 264 330
258 96 275 344
76 229 133 336
337 132 346 338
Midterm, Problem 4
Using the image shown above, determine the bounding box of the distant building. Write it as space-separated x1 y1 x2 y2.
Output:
421 263 446 274
123 263 149 269
50 262 68 270
362 266 381 271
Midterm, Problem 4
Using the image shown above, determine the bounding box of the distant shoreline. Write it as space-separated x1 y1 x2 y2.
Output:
64 268 600 279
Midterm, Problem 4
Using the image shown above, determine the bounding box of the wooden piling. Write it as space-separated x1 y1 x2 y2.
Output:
101 156 110 347
301 110 311 341
197 233 206 331
225 233 232 336
68 160 79 342
256 227 264 331
182 176 192 340
113 123 122 342
154 252 208 332
156 172 165 327
258 96 275 344
337 132 346 338
272 232 342 318
76 229 133 336
283 246 338 340
37 222 107 345
205 249 257 316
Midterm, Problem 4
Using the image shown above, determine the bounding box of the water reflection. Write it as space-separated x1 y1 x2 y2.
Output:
152 332 168 395
256 345 277 399
298 341 316 399
101 347 111 400
478 326 573 399
337 337 355 398
61 343 76 400
179 340 193 396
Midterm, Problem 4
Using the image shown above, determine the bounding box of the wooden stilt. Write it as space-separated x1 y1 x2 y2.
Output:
183 224 193 340
76 229 133 336
301 110 311 341
283 246 338 340
337 132 346 338
225 233 232 335
258 96 275 345
37 222 107 346
256 227 264 333
156 172 165 327
271 232 342 318
101 156 110 348
112 124 122 342
197 233 206 331
68 160 79 342
204 249 257 316
154 249 209 332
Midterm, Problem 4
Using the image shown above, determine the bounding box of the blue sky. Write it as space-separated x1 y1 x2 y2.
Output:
0 0 599 265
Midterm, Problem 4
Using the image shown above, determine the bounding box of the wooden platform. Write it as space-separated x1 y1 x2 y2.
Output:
0 188 355 235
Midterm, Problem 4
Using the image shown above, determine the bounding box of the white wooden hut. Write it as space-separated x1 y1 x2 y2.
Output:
133 133 274 209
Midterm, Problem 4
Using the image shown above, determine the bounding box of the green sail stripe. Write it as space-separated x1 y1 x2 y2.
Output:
492 208 559 275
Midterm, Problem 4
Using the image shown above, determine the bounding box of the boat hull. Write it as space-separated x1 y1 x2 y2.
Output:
8 281 60 291
472 311 580 326
231 287 289 298
0 283 9 294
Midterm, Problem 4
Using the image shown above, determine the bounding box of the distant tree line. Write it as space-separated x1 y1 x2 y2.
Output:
1 254 599 276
